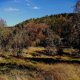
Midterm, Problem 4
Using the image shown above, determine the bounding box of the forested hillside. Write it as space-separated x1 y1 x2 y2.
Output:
11 13 80 48
0 13 79 52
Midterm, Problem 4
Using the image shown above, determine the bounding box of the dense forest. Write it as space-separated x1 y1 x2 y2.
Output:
0 0 79 56
0 13 79 55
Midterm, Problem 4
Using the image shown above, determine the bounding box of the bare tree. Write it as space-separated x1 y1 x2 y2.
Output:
74 0 80 48
0 19 6 27
69 0 80 48
75 0 80 13
74 0 80 30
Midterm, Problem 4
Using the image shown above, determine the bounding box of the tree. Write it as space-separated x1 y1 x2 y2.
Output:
0 19 6 27
74 0 80 31
0 19 7 50
75 0 80 13
69 0 80 48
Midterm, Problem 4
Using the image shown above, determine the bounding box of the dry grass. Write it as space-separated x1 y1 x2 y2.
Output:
23 47 45 54
0 57 80 80
0 47 80 80
63 48 79 54
37 63 80 80
22 47 45 57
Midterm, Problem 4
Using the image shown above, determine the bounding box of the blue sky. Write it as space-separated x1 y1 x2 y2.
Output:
0 0 77 26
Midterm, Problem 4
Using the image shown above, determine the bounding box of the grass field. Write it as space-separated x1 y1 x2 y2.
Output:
0 55 79 80
0 61 80 80
0 47 79 80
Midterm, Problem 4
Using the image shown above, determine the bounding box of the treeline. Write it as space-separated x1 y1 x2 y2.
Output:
15 13 79 48
0 13 79 53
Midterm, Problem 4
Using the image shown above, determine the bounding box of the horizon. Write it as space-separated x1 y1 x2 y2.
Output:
0 0 77 26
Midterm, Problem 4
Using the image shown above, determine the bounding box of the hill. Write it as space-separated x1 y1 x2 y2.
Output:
0 13 79 56
15 13 73 37
0 13 80 80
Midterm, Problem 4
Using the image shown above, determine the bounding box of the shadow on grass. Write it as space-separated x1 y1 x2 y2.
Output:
26 57 80 64
11 55 80 64
0 63 37 74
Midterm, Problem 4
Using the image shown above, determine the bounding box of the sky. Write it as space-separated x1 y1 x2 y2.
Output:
0 0 77 26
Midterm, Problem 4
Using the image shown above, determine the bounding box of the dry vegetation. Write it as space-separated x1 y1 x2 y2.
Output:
0 50 79 80
0 60 80 80
0 1 80 80
22 47 45 57
0 46 79 80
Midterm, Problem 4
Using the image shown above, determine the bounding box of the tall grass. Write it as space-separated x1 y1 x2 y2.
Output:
0 61 80 80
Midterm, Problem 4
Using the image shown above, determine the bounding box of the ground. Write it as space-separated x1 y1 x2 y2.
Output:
0 47 80 80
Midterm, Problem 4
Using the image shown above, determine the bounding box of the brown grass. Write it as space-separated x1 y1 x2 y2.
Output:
0 60 80 80
0 47 80 80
